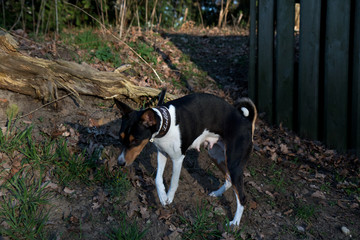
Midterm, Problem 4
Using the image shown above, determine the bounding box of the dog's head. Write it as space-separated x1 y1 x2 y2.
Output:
114 99 160 166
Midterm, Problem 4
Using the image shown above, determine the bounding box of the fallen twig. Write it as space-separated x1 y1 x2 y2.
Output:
0 92 73 124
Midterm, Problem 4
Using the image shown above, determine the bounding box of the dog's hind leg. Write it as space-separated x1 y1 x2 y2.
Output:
209 178 232 197
226 139 252 226
208 141 232 197
229 190 245 226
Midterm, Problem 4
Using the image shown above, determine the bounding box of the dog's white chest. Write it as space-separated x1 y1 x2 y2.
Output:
152 105 183 159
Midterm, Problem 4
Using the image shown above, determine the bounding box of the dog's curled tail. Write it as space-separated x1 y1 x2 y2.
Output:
237 98 257 141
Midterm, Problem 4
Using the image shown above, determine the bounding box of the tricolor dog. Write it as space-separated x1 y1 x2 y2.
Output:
115 90 257 226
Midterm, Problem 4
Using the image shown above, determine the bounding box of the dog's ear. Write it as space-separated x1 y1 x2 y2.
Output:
114 98 133 116
141 110 157 127
157 88 167 106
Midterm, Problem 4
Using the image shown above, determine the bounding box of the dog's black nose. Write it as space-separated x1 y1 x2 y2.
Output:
117 153 126 167
118 160 126 167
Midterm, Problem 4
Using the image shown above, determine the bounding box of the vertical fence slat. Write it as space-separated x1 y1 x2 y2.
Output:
248 0 257 101
353 0 360 155
275 0 295 128
324 0 351 150
258 0 274 123
298 0 321 140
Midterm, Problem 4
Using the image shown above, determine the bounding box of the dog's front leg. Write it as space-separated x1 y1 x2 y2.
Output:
155 151 168 206
166 155 185 204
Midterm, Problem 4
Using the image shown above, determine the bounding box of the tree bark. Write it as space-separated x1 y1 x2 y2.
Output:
0 32 175 105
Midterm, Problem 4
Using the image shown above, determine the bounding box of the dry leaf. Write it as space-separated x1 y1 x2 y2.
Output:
157 209 172 221
315 172 326 179
280 143 289 154
249 200 257 210
337 200 347 209
92 202 101 210
44 182 59 190
284 209 293 215
127 202 139 217
140 206 150 219
270 152 278 161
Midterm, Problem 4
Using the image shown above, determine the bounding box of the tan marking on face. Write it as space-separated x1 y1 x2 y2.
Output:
120 132 125 140
129 134 135 143
124 139 149 165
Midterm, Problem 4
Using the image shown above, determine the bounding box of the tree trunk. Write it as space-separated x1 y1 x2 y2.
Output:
222 0 232 27
218 0 224 28
0 32 175 105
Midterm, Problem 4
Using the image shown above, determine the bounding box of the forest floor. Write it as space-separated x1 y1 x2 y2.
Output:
0 26 359 240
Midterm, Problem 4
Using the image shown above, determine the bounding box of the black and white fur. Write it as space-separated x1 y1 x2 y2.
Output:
115 92 257 226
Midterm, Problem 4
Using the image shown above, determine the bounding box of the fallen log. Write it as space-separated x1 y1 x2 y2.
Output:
0 31 176 105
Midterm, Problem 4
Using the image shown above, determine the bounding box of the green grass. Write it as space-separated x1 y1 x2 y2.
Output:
0 104 28 155
0 169 50 239
180 201 222 240
320 182 331 193
248 166 257 177
179 200 246 240
268 163 286 192
61 29 122 67
0 111 131 238
52 139 93 186
295 202 316 223
94 165 130 199
107 214 148 240
128 41 158 66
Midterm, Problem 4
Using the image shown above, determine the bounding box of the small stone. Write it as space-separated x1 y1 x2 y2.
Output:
214 206 226 216
63 187 75 194
62 131 70 137
311 190 326 199
296 225 305 232
341 226 351 236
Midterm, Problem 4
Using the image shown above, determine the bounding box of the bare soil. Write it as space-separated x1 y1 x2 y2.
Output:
0 28 359 239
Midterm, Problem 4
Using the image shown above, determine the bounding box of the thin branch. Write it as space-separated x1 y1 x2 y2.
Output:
0 93 73 124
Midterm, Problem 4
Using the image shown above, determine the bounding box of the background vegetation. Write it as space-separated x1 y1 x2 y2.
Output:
0 0 249 36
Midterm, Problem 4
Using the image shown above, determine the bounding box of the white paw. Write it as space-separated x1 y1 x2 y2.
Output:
228 218 240 226
158 192 168 206
166 192 175 204
209 191 221 197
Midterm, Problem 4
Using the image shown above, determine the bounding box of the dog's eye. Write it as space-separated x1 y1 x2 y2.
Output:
129 139 141 146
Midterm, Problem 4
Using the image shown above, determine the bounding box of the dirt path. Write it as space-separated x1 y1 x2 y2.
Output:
0 28 359 239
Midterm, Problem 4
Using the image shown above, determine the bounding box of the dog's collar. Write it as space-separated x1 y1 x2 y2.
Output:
150 106 171 142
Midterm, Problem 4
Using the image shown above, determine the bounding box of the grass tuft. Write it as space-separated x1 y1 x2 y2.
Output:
0 169 50 239
180 201 222 240
107 213 148 240
295 202 316 223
